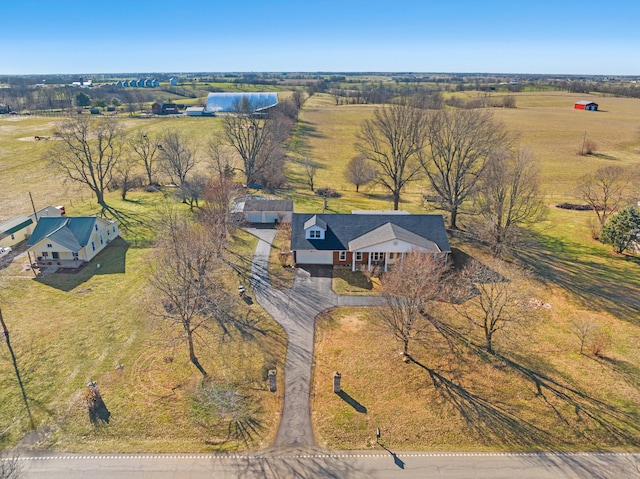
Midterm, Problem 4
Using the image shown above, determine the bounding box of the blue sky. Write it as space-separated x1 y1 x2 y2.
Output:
1 1 639 75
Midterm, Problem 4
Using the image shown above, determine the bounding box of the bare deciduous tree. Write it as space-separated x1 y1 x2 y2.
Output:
421 109 510 229
571 317 598 355
180 174 207 211
474 147 546 256
577 165 631 227
199 176 241 256
207 134 236 179
223 100 289 186
379 253 448 357
149 208 232 377
454 259 529 354
129 130 159 186
47 116 123 211
344 154 376 192
357 102 427 210
158 130 197 197
113 154 141 201
302 158 318 192
291 90 307 109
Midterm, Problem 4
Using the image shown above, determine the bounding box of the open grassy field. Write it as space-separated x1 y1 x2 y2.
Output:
2 88 640 453
291 92 640 203
0 115 226 223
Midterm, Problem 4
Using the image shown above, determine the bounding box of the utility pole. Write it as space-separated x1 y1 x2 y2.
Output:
29 191 38 221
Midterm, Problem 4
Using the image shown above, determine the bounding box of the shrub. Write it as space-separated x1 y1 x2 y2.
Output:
315 187 341 198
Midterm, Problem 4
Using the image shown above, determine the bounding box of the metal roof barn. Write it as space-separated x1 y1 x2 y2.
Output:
574 100 598 111
205 92 278 113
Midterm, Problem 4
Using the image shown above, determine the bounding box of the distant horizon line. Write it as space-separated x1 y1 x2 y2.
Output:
1 71 639 78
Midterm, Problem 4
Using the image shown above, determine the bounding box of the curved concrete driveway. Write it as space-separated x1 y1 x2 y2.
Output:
247 228 381 448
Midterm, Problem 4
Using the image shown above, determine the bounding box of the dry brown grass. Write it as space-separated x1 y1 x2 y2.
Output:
267 223 295 290
289 92 640 211
312 277 640 451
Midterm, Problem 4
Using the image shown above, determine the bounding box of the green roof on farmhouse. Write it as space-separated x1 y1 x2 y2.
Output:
27 216 100 251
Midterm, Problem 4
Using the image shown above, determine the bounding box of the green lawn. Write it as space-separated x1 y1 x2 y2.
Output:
0 192 285 452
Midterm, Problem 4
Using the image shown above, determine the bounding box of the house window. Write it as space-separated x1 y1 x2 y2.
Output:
41 252 49 258
91 241 95 252
46 243 53 248
309 230 321 239
112 226 116 233
107 230 110 236
10 234 15 240
355 252 362 261
100 235 104 245
52 252 59 260
339 251 346 261
372 252 384 261
72 252 79 259
95 225 98 232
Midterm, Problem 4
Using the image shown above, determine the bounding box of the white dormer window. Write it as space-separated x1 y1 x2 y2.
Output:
304 215 327 240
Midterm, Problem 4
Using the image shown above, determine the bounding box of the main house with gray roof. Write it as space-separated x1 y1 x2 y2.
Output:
27 216 119 266
290 212 450 271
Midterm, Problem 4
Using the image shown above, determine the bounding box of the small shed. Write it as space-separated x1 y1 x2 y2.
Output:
89 108 101 115
185 106 205 116
169 77 178 86
574 101 598 111
242 199 294 224
152 79 160 87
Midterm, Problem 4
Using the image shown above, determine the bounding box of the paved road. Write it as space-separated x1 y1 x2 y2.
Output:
6 451 640 478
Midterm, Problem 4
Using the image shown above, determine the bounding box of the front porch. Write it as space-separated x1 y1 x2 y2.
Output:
350 251 405 272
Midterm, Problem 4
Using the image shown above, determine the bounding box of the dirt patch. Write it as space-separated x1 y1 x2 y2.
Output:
17 135 62 142
337 314 365 333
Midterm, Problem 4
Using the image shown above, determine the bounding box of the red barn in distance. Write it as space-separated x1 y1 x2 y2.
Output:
574 100 598 111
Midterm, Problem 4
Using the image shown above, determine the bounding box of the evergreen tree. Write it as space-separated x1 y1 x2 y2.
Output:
601 206 640 254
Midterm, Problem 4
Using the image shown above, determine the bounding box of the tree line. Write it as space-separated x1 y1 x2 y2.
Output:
45 96 302 217
345 100 545 256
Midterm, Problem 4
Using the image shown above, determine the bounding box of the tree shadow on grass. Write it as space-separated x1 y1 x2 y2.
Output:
513 231 640 322
420 318 640 447
598 356 640 390
409 357 556 448
35 237 130 292
498 352 640 446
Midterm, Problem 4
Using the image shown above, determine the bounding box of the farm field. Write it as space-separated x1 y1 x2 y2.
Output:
1 88 640 452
